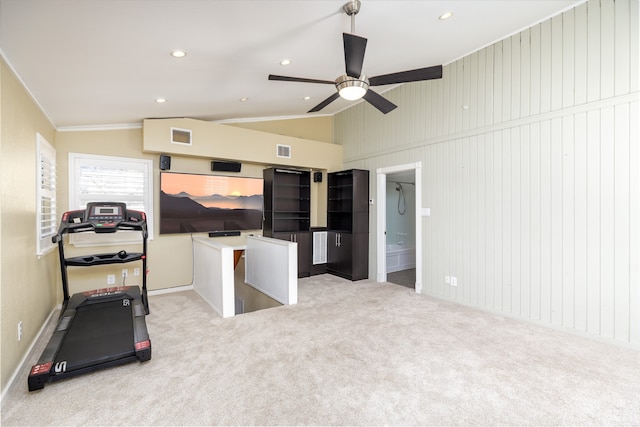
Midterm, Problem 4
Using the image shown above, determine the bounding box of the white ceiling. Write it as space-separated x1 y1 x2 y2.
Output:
0 0 582 129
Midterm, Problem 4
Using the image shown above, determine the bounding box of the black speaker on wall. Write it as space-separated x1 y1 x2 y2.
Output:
211 161 241 173
313 171 323 182
159 155 171 170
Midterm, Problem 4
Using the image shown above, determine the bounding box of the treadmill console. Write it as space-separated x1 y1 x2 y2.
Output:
85 202 126 228
82 202 126 232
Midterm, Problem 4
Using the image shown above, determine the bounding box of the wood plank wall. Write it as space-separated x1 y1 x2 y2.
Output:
334 0 639 346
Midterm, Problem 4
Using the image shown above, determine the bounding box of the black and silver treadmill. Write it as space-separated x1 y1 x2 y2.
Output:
28 202 151 392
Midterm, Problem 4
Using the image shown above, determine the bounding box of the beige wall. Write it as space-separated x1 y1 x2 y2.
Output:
142 117 342 170
55 129 192 295
1 58 57 394
334 0 639 347
143 117 342 225
56 116 341 294
1 70 339 397
226 116 333 144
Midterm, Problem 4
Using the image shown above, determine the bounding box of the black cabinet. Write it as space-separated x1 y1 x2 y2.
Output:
263 168 311 278
272 231 311 277
327 169 369 281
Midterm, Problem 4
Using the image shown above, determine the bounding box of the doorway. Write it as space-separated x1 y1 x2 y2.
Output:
376 163 422 293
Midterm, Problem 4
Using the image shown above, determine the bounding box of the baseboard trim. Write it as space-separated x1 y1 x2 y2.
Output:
1 306 58 408
148 284 194 296
420 290 640 352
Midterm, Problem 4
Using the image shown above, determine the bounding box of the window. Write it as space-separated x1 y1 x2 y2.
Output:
36 134 57 256
68 153 153 245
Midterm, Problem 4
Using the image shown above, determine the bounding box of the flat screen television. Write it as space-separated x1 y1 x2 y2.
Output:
160 172 264 234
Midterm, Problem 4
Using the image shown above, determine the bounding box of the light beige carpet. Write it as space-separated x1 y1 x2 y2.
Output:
2 274 639 426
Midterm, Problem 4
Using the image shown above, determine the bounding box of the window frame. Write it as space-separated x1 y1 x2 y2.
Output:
36 133 57 256
68 153 154 246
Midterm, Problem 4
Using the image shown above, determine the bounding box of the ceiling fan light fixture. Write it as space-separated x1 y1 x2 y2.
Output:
336 74 368 100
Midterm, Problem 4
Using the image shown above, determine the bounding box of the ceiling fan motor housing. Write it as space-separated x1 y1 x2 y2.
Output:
335 74 369 100
343 0 361 16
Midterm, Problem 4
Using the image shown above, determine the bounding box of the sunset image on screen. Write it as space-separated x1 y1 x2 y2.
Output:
159 172 264 234
161 173 262 197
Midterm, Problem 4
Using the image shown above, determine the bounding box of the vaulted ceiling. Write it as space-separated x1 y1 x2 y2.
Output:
0 0 582 128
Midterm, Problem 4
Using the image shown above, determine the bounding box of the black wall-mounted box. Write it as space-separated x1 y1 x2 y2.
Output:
159 155 171 170
211 161 241 173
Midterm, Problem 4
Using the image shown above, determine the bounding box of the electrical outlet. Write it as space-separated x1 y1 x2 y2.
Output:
451 276 458 286
107 274 116 285
122 269 128 278
133 268 140 276
445 276 451 284
18 321 23 342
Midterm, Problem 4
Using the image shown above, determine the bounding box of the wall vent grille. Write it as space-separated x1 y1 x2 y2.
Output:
276 144 291 158
171 127 192 145
313 231 327 265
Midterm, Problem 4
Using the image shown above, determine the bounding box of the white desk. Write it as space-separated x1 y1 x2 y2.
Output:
192 235 297 318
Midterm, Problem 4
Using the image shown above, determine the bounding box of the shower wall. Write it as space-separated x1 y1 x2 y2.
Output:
385 181 416 248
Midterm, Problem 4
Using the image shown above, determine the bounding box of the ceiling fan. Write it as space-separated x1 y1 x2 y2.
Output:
268 0 443 114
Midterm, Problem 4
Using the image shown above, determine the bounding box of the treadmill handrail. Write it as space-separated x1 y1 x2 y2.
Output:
54 207 148 309
53 218 148 242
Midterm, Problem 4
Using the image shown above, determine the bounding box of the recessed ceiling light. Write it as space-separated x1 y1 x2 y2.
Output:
240 97 249 102
170 50 187 58
439 11 454 20
155 98 167 103
303 96 311 100
280 59 292 66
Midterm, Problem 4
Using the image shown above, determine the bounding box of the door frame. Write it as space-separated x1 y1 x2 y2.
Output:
376 162 422 293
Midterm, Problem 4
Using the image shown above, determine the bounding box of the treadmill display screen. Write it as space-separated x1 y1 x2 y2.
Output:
96 207 117 215
86 204 125 224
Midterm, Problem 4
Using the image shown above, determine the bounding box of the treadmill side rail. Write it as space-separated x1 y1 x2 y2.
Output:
132 294 152 362
28 362 53 391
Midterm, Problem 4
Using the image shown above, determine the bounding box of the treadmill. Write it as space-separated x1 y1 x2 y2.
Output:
28 202 151 392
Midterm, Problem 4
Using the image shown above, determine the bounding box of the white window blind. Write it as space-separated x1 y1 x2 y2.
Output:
36 134 57 256
69 153 153 245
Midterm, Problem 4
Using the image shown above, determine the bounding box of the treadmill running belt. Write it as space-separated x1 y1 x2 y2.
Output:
56 300 134 371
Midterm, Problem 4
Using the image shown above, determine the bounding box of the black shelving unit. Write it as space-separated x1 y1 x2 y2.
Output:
326 169 369 281
263 168 311 277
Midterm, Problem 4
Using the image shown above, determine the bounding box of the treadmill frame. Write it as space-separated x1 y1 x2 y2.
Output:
28 202 151 392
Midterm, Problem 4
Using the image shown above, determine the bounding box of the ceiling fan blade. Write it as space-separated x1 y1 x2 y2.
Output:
268 74 335 85
343 33 367 78
308 92 340 113
369 65 443 86
362 90 397 114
